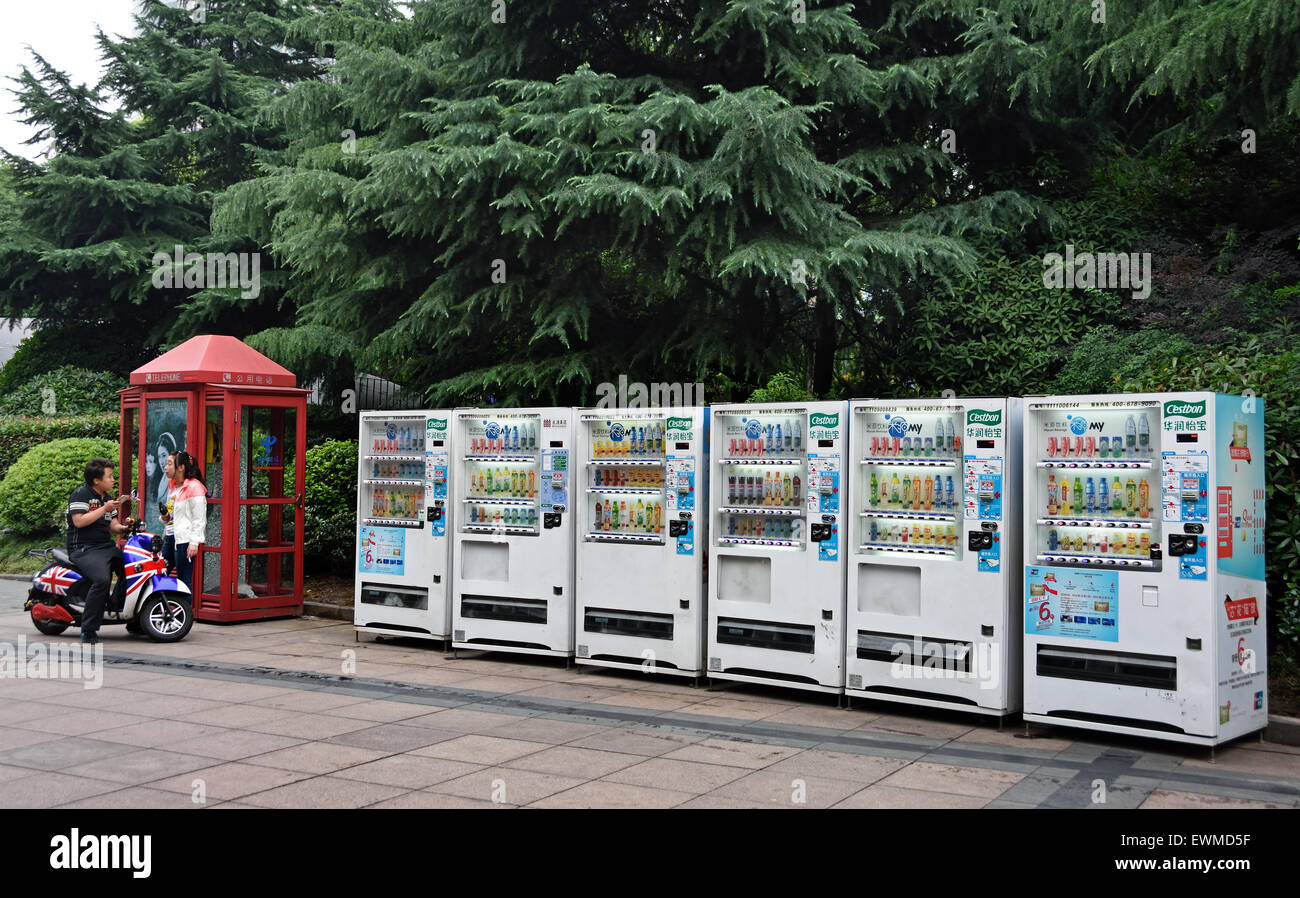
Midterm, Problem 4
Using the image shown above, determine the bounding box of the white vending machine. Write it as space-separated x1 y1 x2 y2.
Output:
706 402 847 694
845 398 1023 715
451 408 576 657
354 411 454 641
1022 393 1267 745
574 408 709 676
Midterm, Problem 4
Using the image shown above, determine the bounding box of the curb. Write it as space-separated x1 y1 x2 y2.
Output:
1266 714 1300 747
303 600 353 623
0 573 34 581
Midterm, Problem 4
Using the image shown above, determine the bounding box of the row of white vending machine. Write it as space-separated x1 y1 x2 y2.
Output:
353 393 1268 746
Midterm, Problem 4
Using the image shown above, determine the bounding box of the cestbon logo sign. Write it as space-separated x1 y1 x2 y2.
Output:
666 416 693 439
810 413 839 429
967 409 1002 426
1164 399 1207 418
428 418 447 431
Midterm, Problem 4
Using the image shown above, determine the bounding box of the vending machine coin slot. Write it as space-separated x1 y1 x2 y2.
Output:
968 531 993 551
543 512 561 529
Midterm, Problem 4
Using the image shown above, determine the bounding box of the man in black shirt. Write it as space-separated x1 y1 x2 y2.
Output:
67 458 133 644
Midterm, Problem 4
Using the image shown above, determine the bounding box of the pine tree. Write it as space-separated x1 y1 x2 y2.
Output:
0 0 338 362
224 0 1046 404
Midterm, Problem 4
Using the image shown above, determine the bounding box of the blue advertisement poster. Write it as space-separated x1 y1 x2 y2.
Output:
1214 395 1265 581
1025 565 1119 642
359 526 405 575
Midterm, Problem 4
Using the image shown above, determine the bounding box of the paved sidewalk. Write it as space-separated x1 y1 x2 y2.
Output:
1 586 1297 808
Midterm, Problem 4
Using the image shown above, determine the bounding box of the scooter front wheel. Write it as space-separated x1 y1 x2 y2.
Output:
31 611 69 636
138 592 193 643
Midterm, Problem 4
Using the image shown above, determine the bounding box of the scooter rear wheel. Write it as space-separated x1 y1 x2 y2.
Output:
31 612 69 636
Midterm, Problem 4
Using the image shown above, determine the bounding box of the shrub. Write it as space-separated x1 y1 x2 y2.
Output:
0 414 119 481
0 437 121 534
1052 325 1197 396
304 439 358 576
0 366 126 416
747 372 814 404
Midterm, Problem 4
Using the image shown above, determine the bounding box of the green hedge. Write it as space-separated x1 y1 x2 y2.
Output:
0 366 126 416
0 437 121 534
0 414 120 480
304 439 358 577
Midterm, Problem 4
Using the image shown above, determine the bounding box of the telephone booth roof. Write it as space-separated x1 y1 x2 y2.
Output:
130 335 298 388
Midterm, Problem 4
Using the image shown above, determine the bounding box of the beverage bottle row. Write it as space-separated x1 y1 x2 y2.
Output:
593 467 663 488
1047 415 1150 458
869 419 959 458
372 460 423 479
868 521 958 548
594 423 665 457
469 505 538 527
372 425 424 454
1046 475 1149 518
869 472 957 512
726 471 802 507
370 487 420 520
594 499 663 533
727 517 800 540
728 419 802 457
1047 530 1150 556
471 423 537 455
470 467 537 498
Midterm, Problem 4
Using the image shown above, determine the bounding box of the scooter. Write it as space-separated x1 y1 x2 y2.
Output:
24 519 194 643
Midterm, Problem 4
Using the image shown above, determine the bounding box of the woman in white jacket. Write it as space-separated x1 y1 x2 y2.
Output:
171 451 208 594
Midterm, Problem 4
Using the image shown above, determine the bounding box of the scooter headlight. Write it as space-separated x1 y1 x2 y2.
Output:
150 535 164 554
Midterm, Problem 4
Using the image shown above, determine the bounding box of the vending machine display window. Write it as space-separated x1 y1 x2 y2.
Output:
715 412 811 551
459 415 541 536
361 415 428 528
584 417 667 544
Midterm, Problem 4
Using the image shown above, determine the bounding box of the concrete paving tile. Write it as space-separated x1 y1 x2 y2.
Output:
368 792 516 809
328 724 461 753
994 769 1075 806
955 728 1077 754
878 761 1026 798
516 682 626 704
178 704 291 729
983 799 1040 809
566 727 706 757
334 754 484 789
528 781 694 808
246 690 375 713
856 713 977 740
164 730 306 762
766 749 909 784
386 668 482 687
1140 788 1291 809
1180 747 1300 779
0 772 122 808
166 680 300 702
676 794 776 809
245 712 376 741
396 708 527 732
411 735 551 766
0 736 137 771
57 786 208 809
833 784 989 808
250 742 389 774
99 695 233 719
603 757 750 792
452 675 549 694
506 746 644 779
18 709 156 737
88 719 231 748
661 737 805 770
0 701 67 726
709 770 864 808
434 768 585 805
590 691 701 713
680 697 793 722
63 748 216 784
0 763 38 783
240 775 408 809
324 700 434 723
18 687 145 710
760 705 868 731
0 679 88 699
150 762 313 799
481 717 610 744
0 727 62 752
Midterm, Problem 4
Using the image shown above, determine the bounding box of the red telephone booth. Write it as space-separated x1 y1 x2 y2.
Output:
119 335 310 622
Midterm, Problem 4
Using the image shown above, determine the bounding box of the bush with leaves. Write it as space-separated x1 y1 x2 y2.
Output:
303 439 357 577
0 415 119 481
0 437 120 534
0 366 126 416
